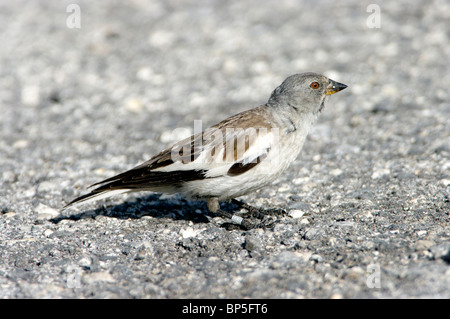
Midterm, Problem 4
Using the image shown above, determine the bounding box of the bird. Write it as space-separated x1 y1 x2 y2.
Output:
64 72 347 229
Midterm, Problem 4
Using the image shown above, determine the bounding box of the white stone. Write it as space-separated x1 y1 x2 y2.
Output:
371 168 390 179
124 98 143 113
43 229 54 237
148 30 175 48
289 210 305 219
181 227 202 239
330 168 343 176
82 271 115 284
35 203 59 219
21 85 40 106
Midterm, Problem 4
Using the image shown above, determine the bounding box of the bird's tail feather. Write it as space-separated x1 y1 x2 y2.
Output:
63 189 129 209
63 165 208 209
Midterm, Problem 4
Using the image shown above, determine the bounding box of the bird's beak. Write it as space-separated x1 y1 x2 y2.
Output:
326 79 348 95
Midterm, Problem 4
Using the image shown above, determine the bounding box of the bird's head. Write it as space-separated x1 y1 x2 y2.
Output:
268 72 347 114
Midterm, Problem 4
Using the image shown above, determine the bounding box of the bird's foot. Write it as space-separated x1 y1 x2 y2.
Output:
231 199 287 219
214 209 260 230
213 199 287 230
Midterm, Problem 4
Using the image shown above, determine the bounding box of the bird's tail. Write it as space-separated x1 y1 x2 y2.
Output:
63 188 129 209
63 163 207 210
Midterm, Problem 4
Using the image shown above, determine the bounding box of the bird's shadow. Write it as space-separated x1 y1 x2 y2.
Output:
51 194 241 225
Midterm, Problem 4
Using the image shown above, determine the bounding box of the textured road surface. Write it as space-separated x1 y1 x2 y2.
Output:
0 0 449 298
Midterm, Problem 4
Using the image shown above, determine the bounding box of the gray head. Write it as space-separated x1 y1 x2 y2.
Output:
267 72 347 114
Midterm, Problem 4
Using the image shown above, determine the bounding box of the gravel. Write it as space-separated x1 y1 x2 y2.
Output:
0 0 449 298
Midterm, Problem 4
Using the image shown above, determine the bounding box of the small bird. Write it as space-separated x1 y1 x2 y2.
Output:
65 72 347 229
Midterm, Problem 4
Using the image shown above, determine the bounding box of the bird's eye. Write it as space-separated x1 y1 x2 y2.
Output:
310 82 320 89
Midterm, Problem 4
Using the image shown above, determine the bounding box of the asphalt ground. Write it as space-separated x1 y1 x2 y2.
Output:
0 0 449 298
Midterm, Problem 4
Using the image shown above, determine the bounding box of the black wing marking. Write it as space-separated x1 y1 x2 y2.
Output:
227 148 270 176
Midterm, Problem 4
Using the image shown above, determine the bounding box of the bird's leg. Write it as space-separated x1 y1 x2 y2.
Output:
215 208 258 230
230 199 264 219
206 198 283 230
207 198 259 230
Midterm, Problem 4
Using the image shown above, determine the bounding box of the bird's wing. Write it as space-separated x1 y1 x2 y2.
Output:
149 106 276 177
65 106 276 207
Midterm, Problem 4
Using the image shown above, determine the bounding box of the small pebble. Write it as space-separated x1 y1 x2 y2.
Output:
35 203 59 220
289 209 305 219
